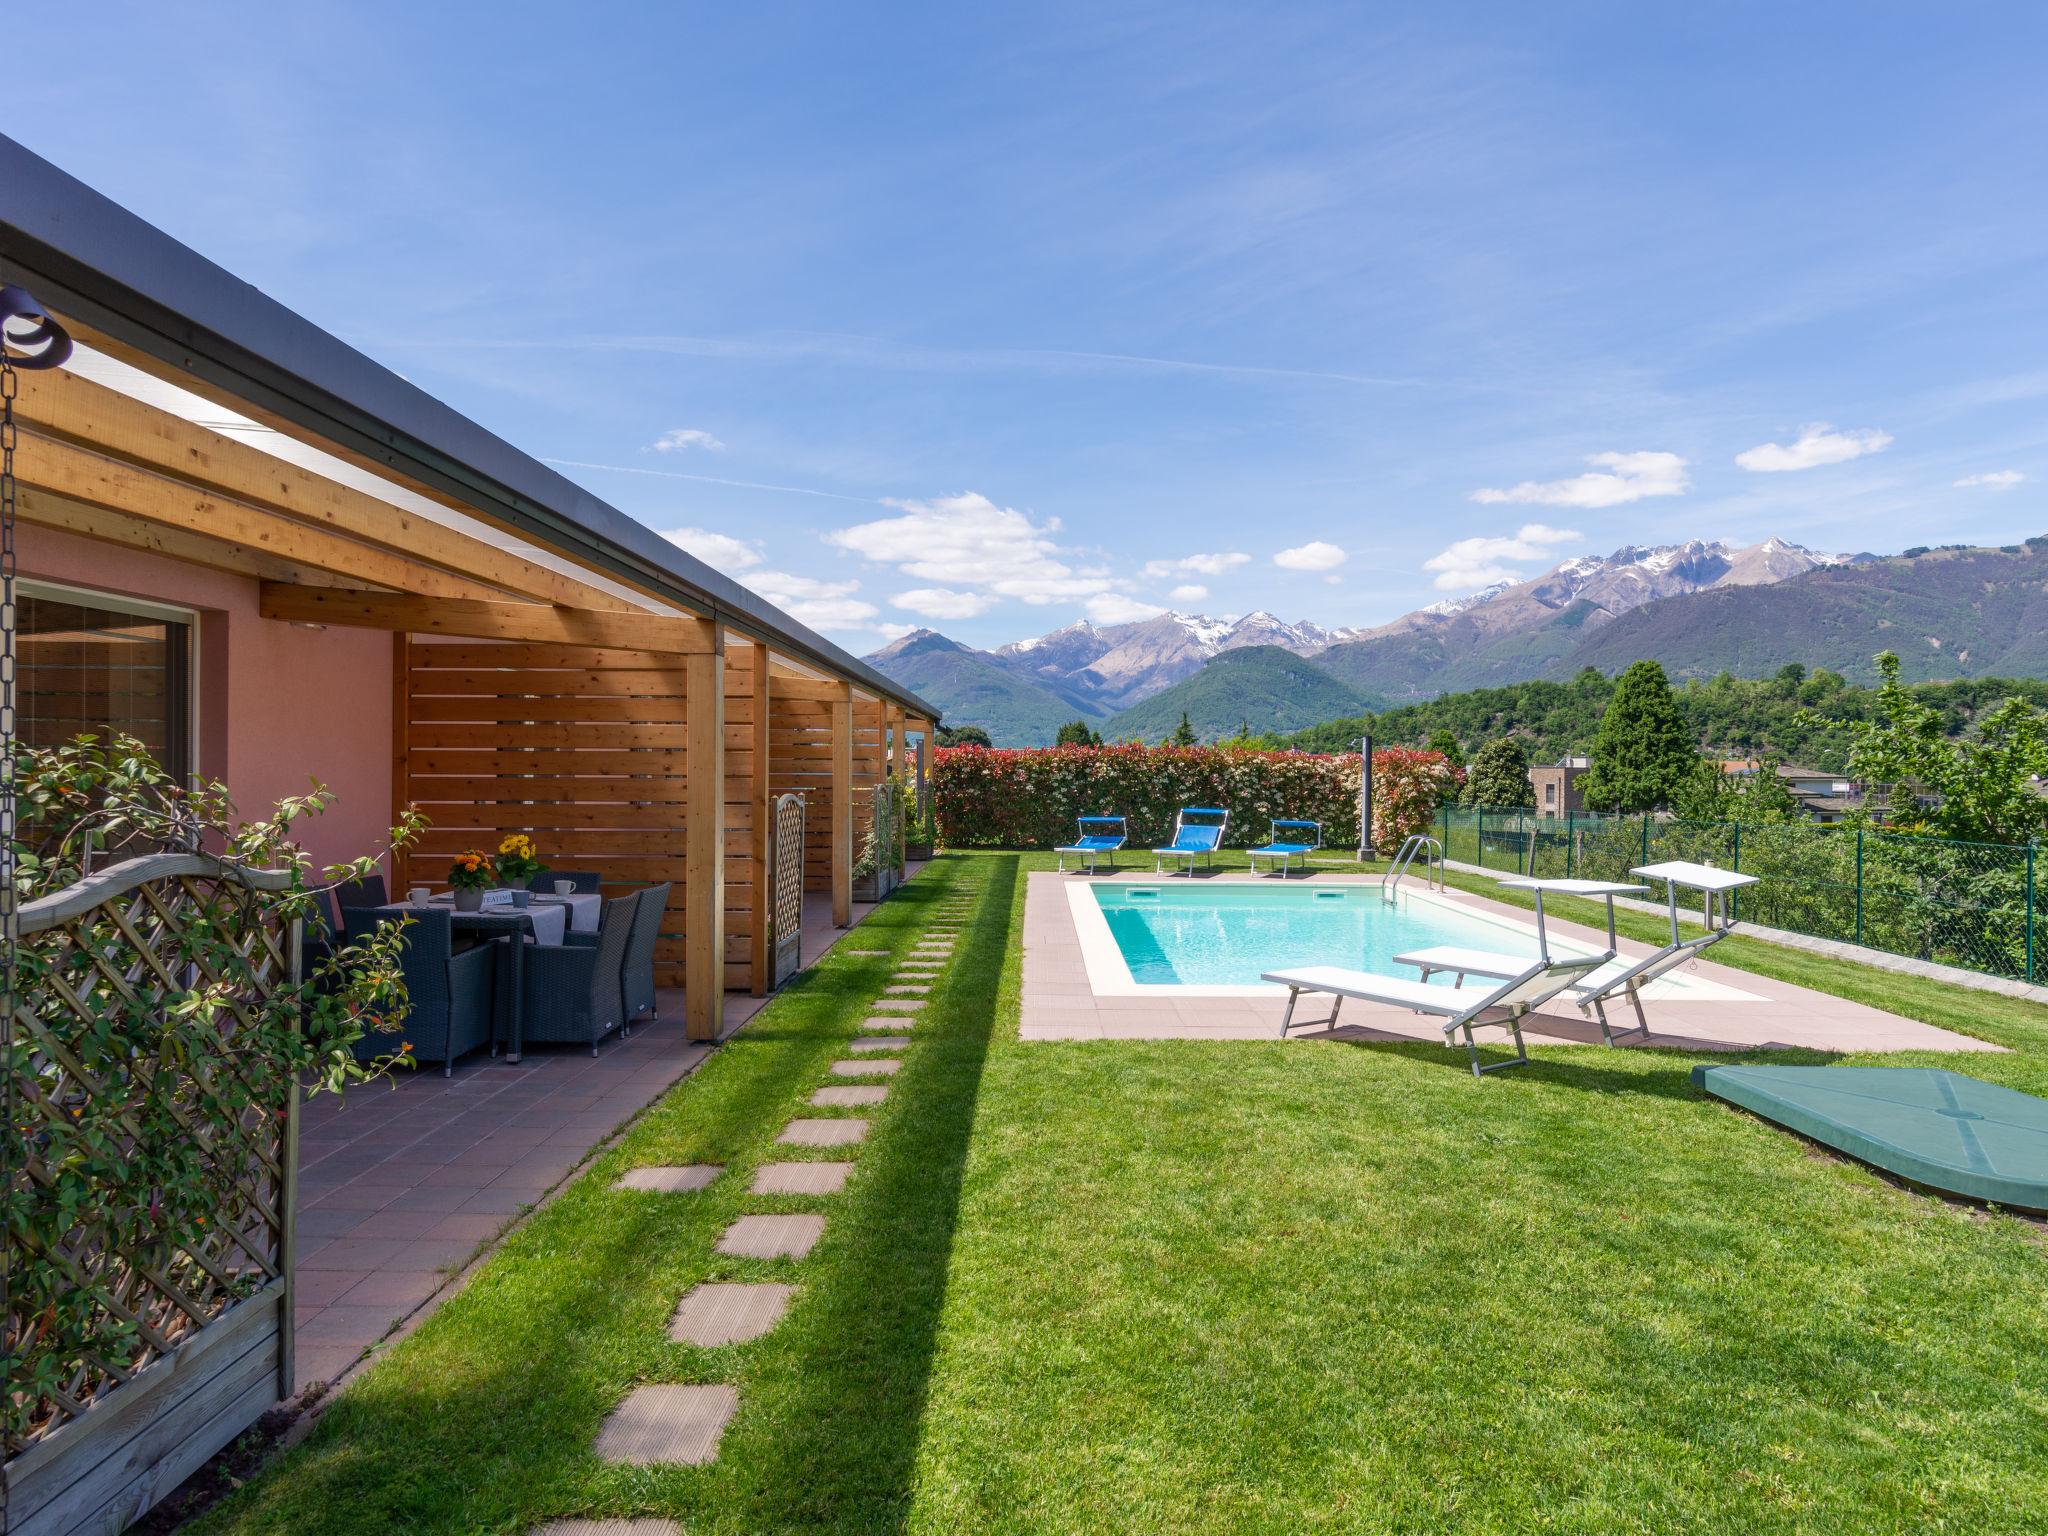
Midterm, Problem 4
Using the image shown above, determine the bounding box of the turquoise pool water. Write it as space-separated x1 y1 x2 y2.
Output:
1094 883 1547 986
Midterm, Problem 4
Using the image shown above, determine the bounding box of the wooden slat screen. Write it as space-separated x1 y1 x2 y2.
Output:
768 691 835 893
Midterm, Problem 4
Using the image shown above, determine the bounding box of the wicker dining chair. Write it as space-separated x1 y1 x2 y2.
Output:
334 872 390 909
622 881 670 1025
517 892 638 1056
549 870 604 893
341 905 495 1076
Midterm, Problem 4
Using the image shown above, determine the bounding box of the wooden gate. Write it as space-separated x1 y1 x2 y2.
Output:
770 792 805 988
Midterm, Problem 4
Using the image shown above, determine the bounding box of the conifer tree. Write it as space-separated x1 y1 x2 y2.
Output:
1464 736 1534 808
1582 660 1697 811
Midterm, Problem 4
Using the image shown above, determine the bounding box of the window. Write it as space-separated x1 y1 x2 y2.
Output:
19 588 193 781
1544 782 1556 805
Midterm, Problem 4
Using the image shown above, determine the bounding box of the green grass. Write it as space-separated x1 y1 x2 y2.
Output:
199 852 2048 1534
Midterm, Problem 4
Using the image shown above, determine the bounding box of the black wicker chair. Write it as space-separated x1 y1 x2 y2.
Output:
550 870 604 893
335 872 390 910
622 881 669 1024
341 905 495 1076
517 892 637 1056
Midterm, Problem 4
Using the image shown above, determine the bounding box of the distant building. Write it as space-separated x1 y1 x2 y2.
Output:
1528 755 1590 817
1722 760 1863 823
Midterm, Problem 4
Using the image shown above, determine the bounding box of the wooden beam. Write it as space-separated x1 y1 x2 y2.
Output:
887 703 908 870
259 584 717 652
829 681 852 927
750 649 773 995
12 365 638 611
17 486 353 588
15 431 504 599
683 642 727 1039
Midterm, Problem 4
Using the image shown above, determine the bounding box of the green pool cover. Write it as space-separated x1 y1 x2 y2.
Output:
1691 1065 2048 1211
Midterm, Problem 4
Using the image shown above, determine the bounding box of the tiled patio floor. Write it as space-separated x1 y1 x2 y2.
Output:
289 881 906 1394
1020 870 1998 1054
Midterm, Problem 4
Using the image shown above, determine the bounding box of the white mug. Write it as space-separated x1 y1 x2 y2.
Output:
408 886 432 905
553 879 576 897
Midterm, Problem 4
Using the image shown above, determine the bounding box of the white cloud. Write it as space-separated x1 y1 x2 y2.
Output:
1142 551 1251 579
1735 424 1891 473
1273 540 1348 572
661 526 762 571
1169 583 1209 602
1954 469 2025 490
1472 451 1689 508
1421 522 1581 591
893 587 996 619
871 622 917 642
743 569 877 630
1085 594 1167 624
826 491 1113 605
650 427 726 452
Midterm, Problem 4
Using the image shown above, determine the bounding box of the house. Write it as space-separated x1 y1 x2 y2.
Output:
1722 760 1863 823
1528 755 1590 817
0 134 941 1041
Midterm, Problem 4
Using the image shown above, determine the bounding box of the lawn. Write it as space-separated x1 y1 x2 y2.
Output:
198 852 2048 1534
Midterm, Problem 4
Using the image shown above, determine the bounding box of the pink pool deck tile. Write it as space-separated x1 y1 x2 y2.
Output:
1018 869 1997 1055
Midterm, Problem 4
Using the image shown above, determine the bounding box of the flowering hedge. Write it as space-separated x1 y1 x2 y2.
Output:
931 744 1460 850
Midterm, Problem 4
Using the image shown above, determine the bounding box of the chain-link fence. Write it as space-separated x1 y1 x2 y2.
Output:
1440 806 2040 982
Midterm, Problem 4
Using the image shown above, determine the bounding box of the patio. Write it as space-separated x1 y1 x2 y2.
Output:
289 886 902 1391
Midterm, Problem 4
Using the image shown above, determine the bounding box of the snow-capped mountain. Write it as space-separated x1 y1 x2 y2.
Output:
994 609 1364 711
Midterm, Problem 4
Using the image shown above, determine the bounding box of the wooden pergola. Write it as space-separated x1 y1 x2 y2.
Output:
0 137 938 1042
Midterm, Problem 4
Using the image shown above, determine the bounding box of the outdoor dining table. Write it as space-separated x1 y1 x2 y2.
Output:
399 892 599 1061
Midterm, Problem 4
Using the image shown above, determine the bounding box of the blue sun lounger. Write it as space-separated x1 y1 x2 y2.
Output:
1248 818 1321 878
1154 806 1228 876
1055 814 1128 874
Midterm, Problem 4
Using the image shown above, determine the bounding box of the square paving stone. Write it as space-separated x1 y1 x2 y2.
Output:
849 1036 912 1052
862 1016 916 1031
870 998 925 1013
614 1166 722 1194
751 1161 854 1194
594 1385 738 1465
885 984 931 996
532 1521 683 1536
811 1085 889 1107
777 1118 870 1145
716 1213 827 1258
845 948 889 956
668 1282 795 1346
831 1057 900 1076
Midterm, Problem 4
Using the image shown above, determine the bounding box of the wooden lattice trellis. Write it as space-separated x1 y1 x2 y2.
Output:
5 852 301 1460
770 792 805 989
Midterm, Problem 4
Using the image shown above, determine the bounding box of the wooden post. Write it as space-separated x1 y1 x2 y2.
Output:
683 637 727 1039
749 647 773 995
830 681 853 927
886 703 906 871
390 633 410 893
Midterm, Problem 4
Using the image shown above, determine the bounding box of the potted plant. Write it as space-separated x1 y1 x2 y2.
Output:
448 849 494 910
493 832 547 890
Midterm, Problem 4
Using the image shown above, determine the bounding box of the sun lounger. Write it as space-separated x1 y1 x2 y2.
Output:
1263 953 1608 1075
1055 814 1128 874
1247 819 1321 878
1153 806 1228 876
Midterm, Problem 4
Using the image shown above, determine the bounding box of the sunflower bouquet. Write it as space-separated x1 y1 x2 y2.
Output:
447 849 494 891
493 832 547 888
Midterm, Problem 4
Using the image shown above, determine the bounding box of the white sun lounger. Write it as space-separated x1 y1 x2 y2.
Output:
1262 953 1608 1076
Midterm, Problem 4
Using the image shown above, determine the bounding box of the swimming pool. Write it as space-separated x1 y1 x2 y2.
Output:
1083 881 1574 988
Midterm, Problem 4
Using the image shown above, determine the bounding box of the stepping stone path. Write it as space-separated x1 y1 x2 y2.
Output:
885 984 931 996
850 1035 912 1052
778 1117 870 1145
534 1521 683 1536
668 1283 794 1346
831 1057 900 1076
862 1016 915 1031
751 1161 854 1194
870 998 925 1013
845 948 890 956
717 1213 827 1258
811 1085 888 1108
614 1166 721 1193
595 1385 738 1465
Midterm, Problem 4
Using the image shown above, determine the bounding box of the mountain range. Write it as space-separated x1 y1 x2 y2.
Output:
865 537 2048 745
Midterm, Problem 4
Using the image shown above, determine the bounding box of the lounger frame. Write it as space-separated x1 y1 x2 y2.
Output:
1153 807 1229 877
1247 818 1322 878
1056 815 1128 874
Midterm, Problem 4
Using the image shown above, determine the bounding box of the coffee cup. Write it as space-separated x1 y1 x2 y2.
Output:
408 886 432 905
553 879 576 897
510 890 531 907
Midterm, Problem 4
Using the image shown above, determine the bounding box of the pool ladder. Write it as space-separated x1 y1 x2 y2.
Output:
1381 834 1444 902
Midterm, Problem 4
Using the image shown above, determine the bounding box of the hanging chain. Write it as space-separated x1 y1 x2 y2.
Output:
1 290 18 1532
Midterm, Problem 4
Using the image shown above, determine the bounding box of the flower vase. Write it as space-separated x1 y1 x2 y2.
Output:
454 887 485 912
500 875 530 891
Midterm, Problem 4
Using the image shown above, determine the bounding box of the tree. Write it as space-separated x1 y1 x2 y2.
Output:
1582 660 1697 812
938 724 992 748
1167 712 1198 747
1425 727 1465 771
1054 719 1102 747
1464 737 1534 808
1834 651 2048 844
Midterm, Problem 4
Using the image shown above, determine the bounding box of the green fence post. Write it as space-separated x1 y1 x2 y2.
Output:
1641 814 1650 866
1566 810 1575 879
1731 822 1741 923
2028 841 2036 984
1854 829 1864 947
1477 810 1487 870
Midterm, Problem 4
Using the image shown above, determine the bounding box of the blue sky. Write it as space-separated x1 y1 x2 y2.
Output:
16 2 2048 651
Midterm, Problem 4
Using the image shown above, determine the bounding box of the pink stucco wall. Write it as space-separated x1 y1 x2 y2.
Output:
18 525 395 876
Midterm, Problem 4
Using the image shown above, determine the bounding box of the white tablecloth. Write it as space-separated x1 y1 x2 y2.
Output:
535 891 603 933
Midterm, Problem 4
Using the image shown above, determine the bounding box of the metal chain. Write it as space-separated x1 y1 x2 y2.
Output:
1 286 17 1531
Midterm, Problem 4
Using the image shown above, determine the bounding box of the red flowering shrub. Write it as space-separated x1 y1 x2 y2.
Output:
931 744 1461 850
1369 745 1464 848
